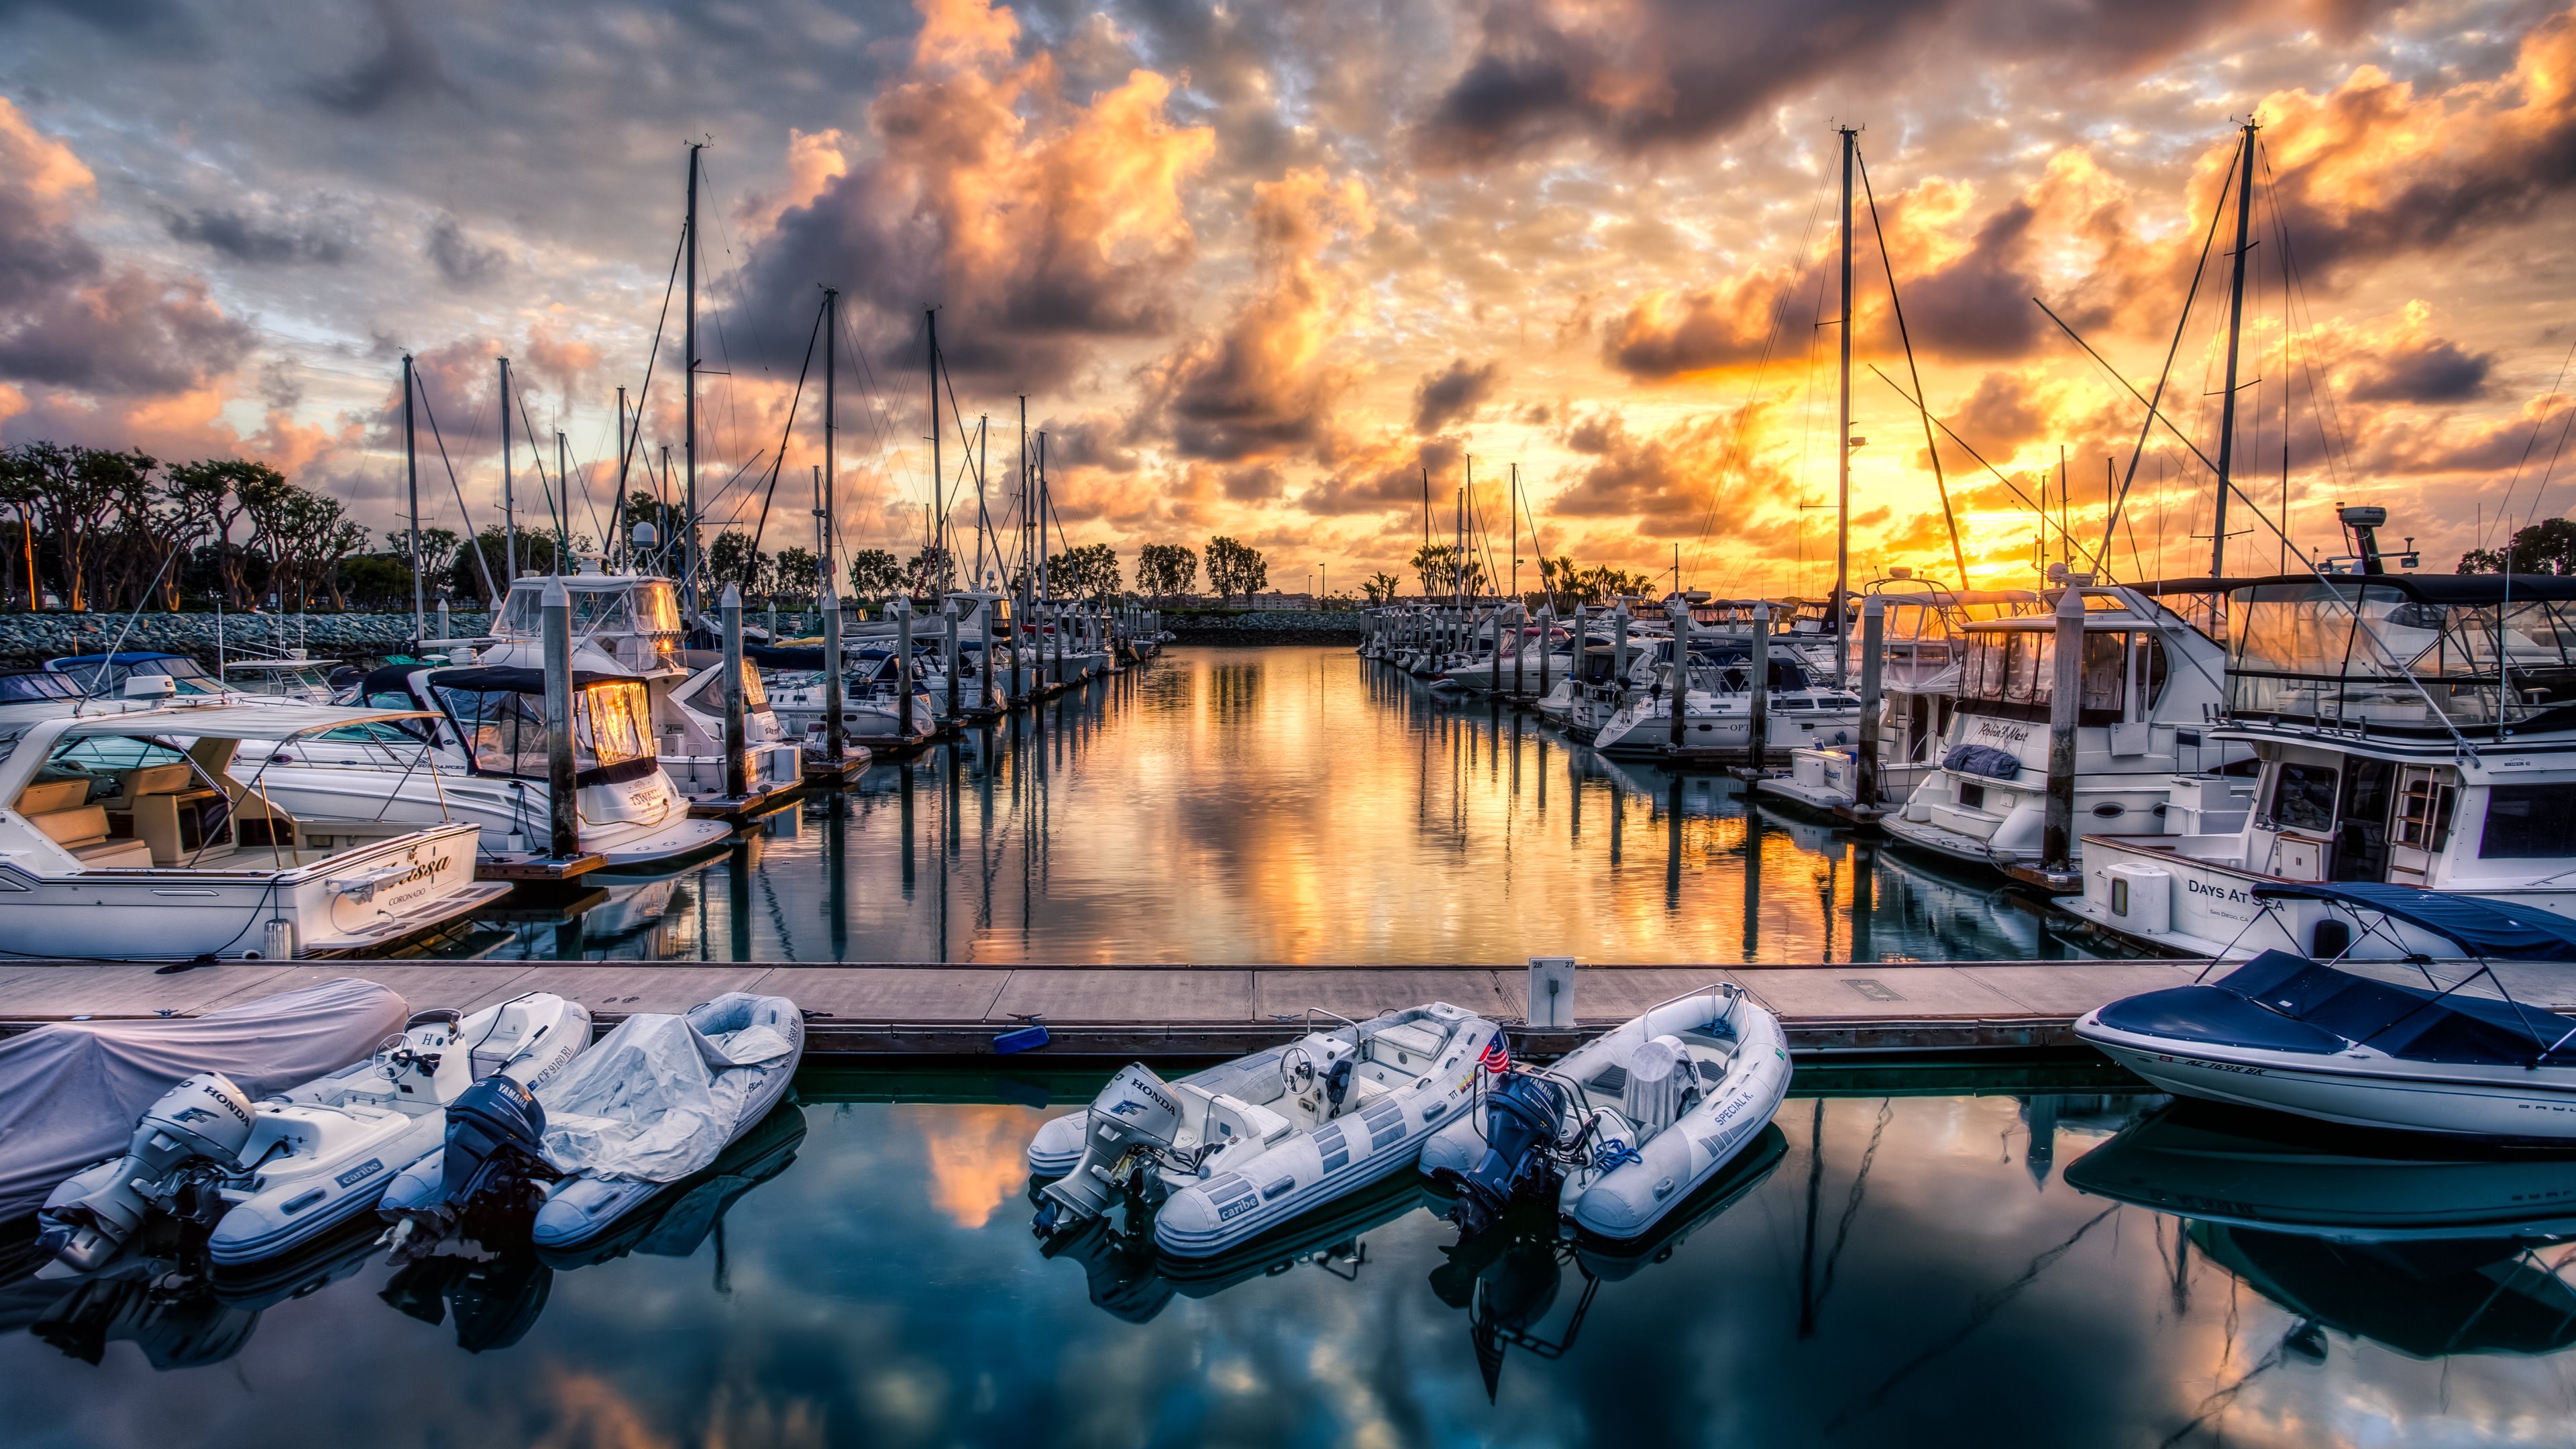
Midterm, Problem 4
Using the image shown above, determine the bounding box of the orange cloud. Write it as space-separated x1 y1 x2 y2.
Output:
908 1104 1038 1229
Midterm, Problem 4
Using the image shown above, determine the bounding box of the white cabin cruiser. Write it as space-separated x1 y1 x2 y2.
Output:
1420 985 1790 1238
763 645 938 748
218 656 341 704
1587 650 1863 761
1028 1002 1502 1259
46 651 229 701
2067 571 2576 958
0 704 513 960
258 663 731 868
476 573 802 800
1760 582 2040 814
1882 582 2251 871
36 991 590 1271
378 992 804 1254
2078 919 2576 1140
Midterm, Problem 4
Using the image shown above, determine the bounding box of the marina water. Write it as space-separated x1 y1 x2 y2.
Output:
484 645 2096 964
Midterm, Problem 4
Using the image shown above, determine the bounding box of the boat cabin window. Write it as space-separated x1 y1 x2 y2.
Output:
435 680 652 777
680 658 769 714
1956 630 2155 724
497 580 682 638
2265 761 2339 833
2229 580 2576 734
2479 782 2576 859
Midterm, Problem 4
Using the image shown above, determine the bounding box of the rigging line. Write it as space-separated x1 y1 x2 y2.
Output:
409 372 502 602
2098 127 2241 565
561 427 607 549
748 297 828 566
1855 146 1968 590
2263 164 2351 513
625 222 688 488
1865 364 2102 572
2521 385 2576 531
517 392 564 547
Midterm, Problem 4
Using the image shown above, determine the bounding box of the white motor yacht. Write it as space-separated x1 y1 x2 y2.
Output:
217 655 341 704
254 663 731 868
0 702 512 960
2065 568 2576 958
472 572 802 802
1880 581 2250 872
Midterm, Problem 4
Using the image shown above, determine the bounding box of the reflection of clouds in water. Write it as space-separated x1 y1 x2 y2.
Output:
904 1104 1041 1229
537 1368 671 1449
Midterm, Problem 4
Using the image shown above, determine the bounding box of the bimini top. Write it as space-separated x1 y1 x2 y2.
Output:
2253 881 2576 962
2094 949 2576 1067
745 644 827 670
364 664 622 698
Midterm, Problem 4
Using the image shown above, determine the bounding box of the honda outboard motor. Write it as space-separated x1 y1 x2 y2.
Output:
39 1075 256 1273
1034 1063 1182 1237
1438 1072 1570 1237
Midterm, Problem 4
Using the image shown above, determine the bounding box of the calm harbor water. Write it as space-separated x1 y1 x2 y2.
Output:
7 1075 2570 1447
475 645 2100 964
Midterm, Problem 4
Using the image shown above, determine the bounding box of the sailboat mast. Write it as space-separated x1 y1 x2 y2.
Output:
403 352 424 643
926 309 941 594
1835 123 1856 686
823 286 838 592
499 357 515 587
614 385 629 573
684 141 703 612
2210 119 2259 578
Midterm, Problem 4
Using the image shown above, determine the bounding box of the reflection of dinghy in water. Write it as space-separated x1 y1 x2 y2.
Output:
1428 1125 1788 1399
37 992 590 1272
4 1212 386 1371
1027 1003 1501 1258
533 1099 806 1271
1421 985 1791 1238
379 1249 552 1354
380 994 804 1254
1033 1171 1440 1325
2070 1102 2576 1358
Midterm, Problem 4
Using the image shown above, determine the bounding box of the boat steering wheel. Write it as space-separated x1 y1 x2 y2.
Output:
1280 1046 1317 1093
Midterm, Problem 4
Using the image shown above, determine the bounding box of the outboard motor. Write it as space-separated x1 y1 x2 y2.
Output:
1034 1064 1182 1237
1438 1072 1570 1237
39 1074 256 1273
382 1075 557 1256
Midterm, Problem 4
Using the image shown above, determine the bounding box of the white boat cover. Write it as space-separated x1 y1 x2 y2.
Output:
0 975 409 1218
535 1006 796 1184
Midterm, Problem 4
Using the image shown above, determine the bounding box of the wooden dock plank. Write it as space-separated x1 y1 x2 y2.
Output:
0 963 292 1019
291 964 545 1016
1727 966 2031 1020
991 969 1256 1024
1252 969 1515 1024
759 967 1011 1021
1954 963 2209 1017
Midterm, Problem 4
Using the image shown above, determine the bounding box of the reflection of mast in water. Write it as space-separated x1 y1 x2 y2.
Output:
826 790 848 962
1666 775 1683 912
1798 1097 1892 1338
724 837 753 960
1815 850 1837 963
898 759 916 900
1606 762 1622 867
2019 1095 2061 1187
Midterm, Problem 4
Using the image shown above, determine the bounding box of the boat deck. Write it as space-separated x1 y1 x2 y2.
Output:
7 956 2564 1061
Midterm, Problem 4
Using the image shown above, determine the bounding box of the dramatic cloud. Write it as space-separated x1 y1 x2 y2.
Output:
1412 357 1501 433
2346 335 2492 403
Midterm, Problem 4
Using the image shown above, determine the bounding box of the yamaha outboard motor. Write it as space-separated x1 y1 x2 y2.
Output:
39 1074 256 1273
439 1074 556 1212
1438 1073 1570 1237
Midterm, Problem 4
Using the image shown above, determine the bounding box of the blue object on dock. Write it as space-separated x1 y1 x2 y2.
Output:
994 1024 1051 1055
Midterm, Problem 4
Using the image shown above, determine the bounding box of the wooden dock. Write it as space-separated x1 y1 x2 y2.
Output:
8 956 2563 1062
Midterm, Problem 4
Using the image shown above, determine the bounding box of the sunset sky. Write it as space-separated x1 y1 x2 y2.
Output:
1 0 2571 598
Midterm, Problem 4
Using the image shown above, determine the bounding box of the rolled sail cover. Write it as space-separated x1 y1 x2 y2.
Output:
0 976 409 1218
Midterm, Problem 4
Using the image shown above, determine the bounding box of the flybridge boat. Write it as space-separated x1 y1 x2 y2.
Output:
1760 581 2042 814
253 663 731 867
2066 569 2576 958
2076 920 2576 1139
472 572 802 800
0 704 511 960
1881 581 2251 871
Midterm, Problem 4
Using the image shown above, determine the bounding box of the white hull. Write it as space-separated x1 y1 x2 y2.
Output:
250 763 729 867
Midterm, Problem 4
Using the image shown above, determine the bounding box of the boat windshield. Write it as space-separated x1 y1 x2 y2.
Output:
435 678 653 777
1957 627 2168 725
681 658 769 714
2228 580 2576 733
496 579 683 639
0 672 80 702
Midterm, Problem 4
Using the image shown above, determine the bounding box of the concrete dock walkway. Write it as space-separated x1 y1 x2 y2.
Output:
6 956 2564 1061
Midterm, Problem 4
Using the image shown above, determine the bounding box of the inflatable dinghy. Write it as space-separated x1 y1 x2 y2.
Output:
1028 1002 1501 1259
1420 983 1790 1238
38 992 590 1273
378 992 804 1254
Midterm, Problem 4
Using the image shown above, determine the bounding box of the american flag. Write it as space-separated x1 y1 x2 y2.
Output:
1479 1037 1511 1075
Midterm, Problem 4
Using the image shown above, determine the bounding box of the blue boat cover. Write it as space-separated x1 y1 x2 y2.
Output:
2251 881 2576 962
2094 949 2576 1067
745 644 828 669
